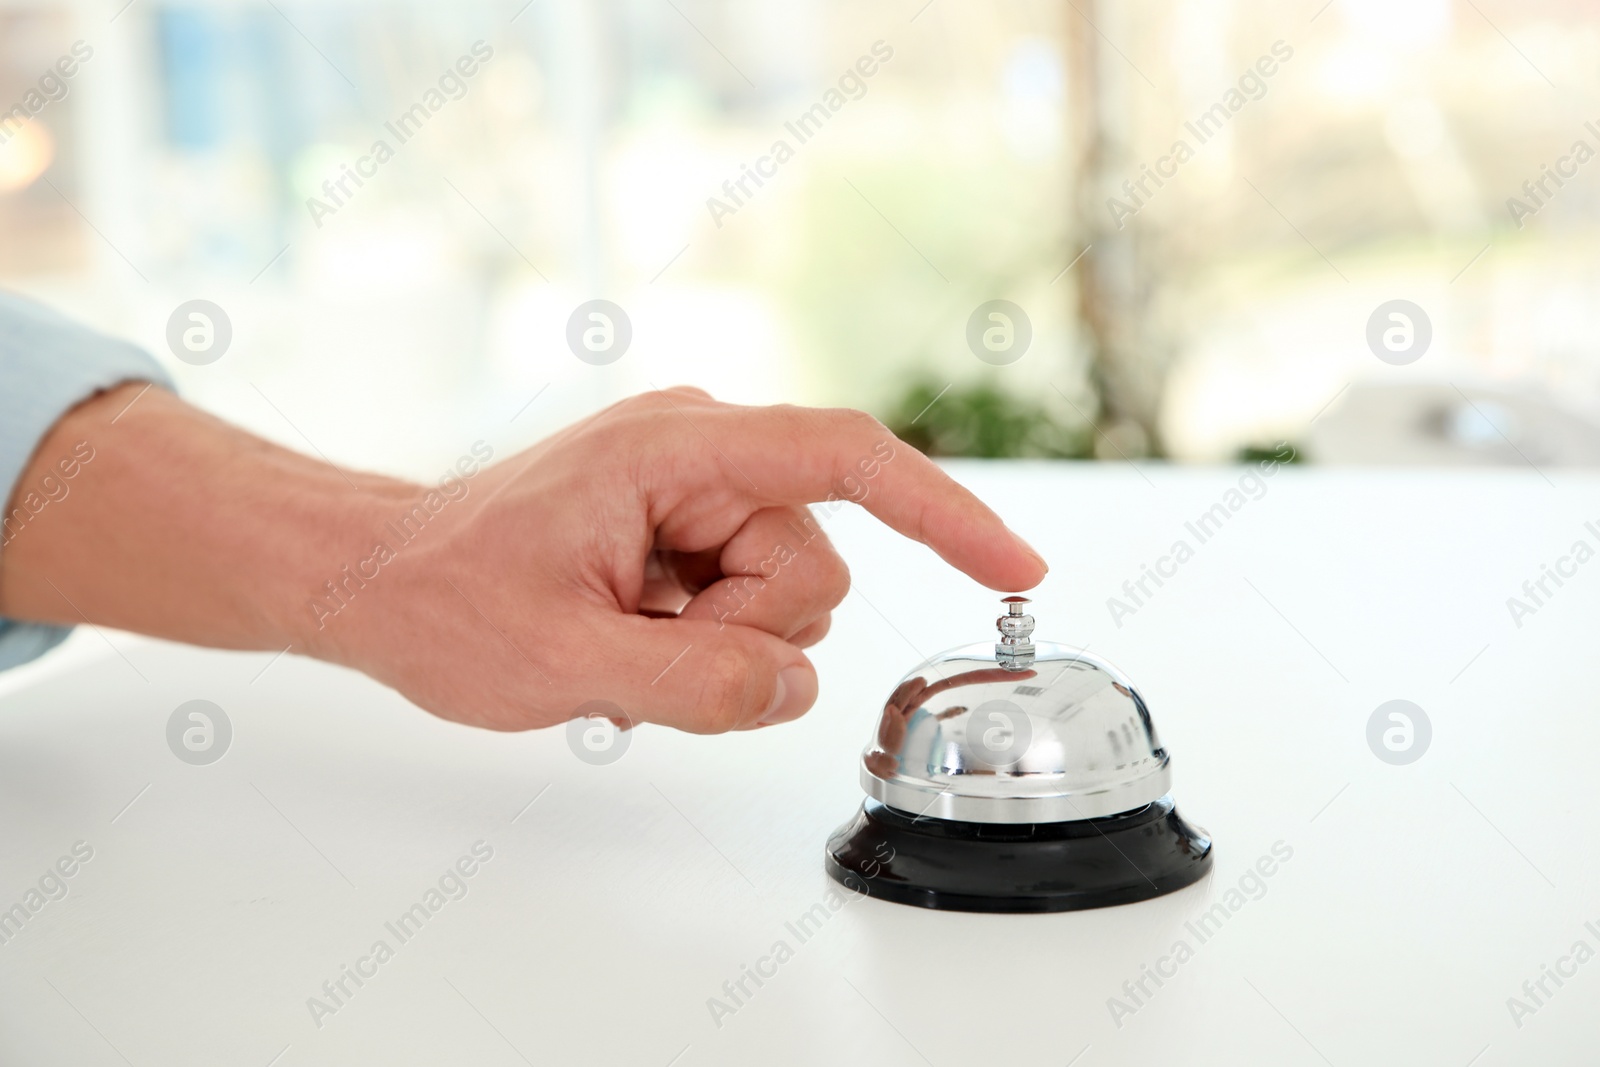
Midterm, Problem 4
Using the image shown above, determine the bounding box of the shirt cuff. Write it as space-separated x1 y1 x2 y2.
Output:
0 290 175 671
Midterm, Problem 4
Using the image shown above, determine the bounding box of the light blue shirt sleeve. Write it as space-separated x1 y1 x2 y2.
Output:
0 291 175 670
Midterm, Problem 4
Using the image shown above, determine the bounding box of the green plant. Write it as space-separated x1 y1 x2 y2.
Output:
1235 442 1304 464
882 379 1093 459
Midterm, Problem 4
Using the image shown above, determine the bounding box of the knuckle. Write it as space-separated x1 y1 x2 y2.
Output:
819 557 851 609
795 614 832 647
823 408 888 487
835 407 885 438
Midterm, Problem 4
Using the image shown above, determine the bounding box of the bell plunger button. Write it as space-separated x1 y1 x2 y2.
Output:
995 595 1036 669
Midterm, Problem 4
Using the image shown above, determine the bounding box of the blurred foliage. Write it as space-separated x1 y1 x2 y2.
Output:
883 379 1093 459
1235 442 1305 464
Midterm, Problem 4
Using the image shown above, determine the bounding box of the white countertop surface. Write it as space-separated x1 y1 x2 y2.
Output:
2 463 1596 1066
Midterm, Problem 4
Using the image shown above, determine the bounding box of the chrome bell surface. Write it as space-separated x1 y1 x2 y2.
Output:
826 596 1212 912
862 597 1173 824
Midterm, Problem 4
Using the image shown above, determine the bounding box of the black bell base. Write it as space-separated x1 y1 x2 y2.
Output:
824 795 1213 913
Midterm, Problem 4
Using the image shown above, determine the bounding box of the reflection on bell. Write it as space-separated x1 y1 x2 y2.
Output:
825 596 1213 912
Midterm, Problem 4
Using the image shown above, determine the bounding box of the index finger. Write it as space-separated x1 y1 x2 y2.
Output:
659 399 1048 591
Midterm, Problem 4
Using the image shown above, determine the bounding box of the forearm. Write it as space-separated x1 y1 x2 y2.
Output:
0 383 411 659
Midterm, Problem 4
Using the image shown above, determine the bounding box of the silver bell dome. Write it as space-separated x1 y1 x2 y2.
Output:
862 597 1172 824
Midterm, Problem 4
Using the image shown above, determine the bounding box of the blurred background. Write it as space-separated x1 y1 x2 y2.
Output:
3 0 1599 477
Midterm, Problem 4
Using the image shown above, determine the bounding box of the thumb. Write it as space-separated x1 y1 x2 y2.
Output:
601 614 818 734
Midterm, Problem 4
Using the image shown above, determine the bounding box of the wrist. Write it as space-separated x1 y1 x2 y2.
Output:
268 475 424 665
283 440 508 688
0 383 425 658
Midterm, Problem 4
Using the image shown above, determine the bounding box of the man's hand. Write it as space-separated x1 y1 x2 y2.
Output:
0 385 1046 733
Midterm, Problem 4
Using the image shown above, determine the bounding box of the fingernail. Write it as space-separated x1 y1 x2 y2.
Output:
760 666 815 726
1013 532 1049 573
